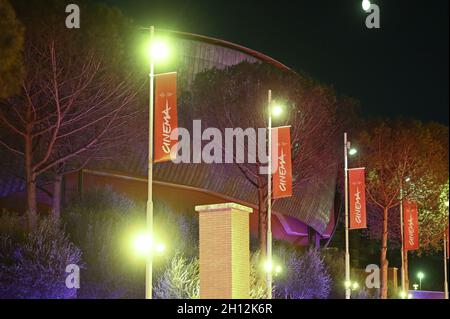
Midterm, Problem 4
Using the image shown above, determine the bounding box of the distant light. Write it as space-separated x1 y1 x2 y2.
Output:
413 284 419 290
352 282 360 290
349 148 358 156
155 243 165 254
133 233 153 255
344 280 352 289
417 272 425 280
275 265 283 275
271 104 284 118
150 41 170 60
405 177 411 183
399 291 407 299
362 0 371 11
408 293 413 299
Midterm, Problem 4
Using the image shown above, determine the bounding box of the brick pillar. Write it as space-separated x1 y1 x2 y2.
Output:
195 203 253 299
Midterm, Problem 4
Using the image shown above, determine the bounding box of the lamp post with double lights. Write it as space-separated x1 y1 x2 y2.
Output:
145 26 170 299
266 89 284 299
399 176 411 295
344 132 358 299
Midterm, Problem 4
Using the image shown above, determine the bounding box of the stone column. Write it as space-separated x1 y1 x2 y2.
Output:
195 203 253 299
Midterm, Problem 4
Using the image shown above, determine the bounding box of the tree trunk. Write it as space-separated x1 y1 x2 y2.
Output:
380 206 390 299
25 133 37 230
52 174 63 223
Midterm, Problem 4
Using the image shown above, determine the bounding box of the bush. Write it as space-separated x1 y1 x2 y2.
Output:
322 248 345 299
63 187 145 298
154 254 200 299
62 186 199 298
0 218 82 299
274 248 331 299
154 252 267 299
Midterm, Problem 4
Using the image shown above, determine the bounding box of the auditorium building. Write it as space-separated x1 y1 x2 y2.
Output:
0 31 340 247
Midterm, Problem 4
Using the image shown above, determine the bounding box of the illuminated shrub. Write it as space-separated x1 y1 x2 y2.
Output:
0 218 81 299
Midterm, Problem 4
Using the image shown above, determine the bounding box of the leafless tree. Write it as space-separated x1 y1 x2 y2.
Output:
188 62 343 255
0 37 142 228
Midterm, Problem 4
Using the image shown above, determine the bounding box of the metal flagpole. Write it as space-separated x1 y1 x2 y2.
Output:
267 89 273 299
444 229 449 299
344 132 351 299
400 181 406 294
146 25 155 300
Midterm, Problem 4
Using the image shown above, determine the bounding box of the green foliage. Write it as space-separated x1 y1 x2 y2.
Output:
0 0 24 98
0 217 82 298
62 187 199 298
323 248 345 299
63 187 145 298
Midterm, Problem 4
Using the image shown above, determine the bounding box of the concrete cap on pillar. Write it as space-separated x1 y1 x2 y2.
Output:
195 202 253 214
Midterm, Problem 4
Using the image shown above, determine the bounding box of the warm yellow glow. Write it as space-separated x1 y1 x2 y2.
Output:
344 280 352 289
275 265 283 275
352 282 360 290
150 41 170 60
362 0 371 11
264 260 273 273
133 233 153 255
400 291 407 299
271 104 284 118
155 243 165 254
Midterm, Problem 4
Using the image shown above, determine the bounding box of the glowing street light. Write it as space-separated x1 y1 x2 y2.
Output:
362 0 371 11
348 148 358 156
150 41 170 61
266 94 287 299
271 104 284 118
133 233 153 255
352 282 360 290
144 25 173 300
274 265 283 276
343 133 358 299
417 272 425 290
399 290 407 299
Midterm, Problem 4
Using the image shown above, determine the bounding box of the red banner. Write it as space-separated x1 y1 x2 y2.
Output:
403 200 420 251
272 126 293 199
154 72 177 163
349 168 367 229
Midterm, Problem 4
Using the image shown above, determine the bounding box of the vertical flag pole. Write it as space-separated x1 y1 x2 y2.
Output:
344 133 351 299
444 229 449 299
267 89 273 299
146 25 155 300
400 182 406 294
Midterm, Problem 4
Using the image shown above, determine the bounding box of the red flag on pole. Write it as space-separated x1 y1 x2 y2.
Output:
349 168 367 229
154 72 177 163
272 126 293 199
403 200 420 251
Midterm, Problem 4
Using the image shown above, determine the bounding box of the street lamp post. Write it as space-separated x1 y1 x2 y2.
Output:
417 272 424 290
344 133 351 299
267 89 273 299
444 230 449 299
146 25 156 300
399 177 411 294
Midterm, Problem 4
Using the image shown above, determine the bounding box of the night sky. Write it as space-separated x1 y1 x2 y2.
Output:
99 0 449 125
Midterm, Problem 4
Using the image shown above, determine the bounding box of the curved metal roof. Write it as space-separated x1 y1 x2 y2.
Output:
158 29 293 73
